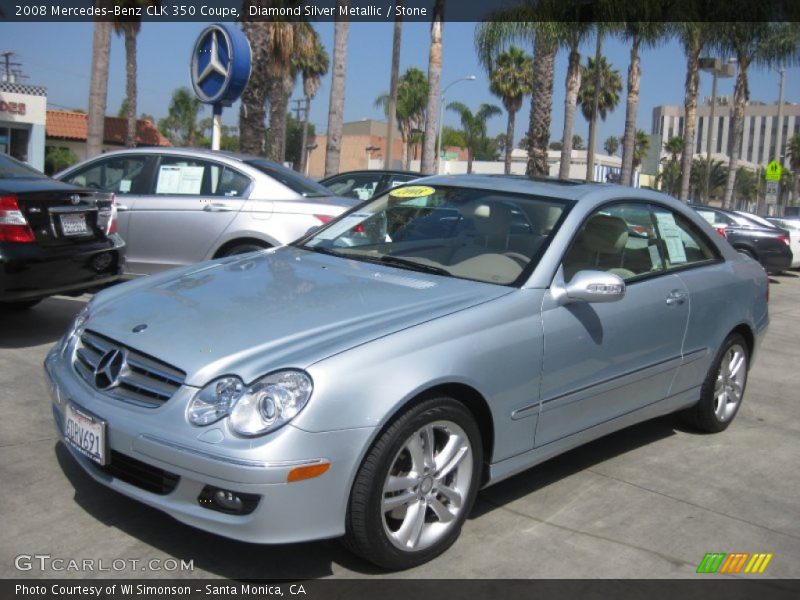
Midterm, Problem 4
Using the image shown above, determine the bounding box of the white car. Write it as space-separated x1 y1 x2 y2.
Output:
766 216 800 268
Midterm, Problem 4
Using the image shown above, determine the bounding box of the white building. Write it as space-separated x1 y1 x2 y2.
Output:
0 81 47 171
652 97 800 167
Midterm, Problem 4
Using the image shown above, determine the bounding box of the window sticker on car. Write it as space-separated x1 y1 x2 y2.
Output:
118 179 132 193
389 185 435 198
655 212 688 264
156 165 204 195
648 244 664 269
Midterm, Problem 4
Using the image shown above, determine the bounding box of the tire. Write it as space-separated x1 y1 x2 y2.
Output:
1 299 42 310
736 247 756 260
344 397 483 570
219 241 270 257
682 333 749 433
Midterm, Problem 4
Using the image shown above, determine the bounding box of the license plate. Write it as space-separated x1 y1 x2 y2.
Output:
60 213 88 236
64 404 107 465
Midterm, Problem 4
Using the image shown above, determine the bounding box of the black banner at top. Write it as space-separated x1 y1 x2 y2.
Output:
1 0 799 23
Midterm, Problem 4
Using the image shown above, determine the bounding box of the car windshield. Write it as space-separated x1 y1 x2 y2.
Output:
734 212 777 229
0 154 48 180
297 184 570 286
244 159 331 198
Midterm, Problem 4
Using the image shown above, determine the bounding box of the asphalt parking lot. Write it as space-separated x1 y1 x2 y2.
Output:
1 273 799 580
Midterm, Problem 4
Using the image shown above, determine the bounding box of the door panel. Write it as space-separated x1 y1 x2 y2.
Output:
125 157 248 274
536 273 689 446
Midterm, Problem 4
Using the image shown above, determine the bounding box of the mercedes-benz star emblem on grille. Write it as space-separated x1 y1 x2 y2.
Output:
93 348 127 390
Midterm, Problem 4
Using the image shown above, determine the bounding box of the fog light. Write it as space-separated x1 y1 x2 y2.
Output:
90 252 113 272
197 486 260 515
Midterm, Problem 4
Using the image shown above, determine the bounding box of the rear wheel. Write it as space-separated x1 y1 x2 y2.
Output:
344 398 482 570
0 299 42 310
682 333 749 433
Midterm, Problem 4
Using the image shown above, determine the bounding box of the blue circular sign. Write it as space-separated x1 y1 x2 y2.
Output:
190 23 251 107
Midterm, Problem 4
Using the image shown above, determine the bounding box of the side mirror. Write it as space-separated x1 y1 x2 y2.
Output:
563 270 626 304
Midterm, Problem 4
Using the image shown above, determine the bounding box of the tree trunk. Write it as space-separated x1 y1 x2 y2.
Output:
467 147 473 174
324 5 350 177
679 40 700 201
239 22 269 156
620 38 640 187
526 35 556 178
504 109 516 175
723 59 748 209
559 40 581 180
267 75 292 163
299 96 311 174
124 28 137 148
86 21 111 159
586 30 603 181
385 13 403 170
421 0 444 175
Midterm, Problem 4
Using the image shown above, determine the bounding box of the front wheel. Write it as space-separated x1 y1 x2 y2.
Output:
682 333 749 433
344 398 483 570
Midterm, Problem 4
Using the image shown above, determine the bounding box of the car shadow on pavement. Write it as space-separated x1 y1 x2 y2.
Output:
471 415 679 519
53 442 385 578
0 296 86 349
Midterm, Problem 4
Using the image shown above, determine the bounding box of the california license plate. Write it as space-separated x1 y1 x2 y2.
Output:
60 213 88 236
64 404 107 465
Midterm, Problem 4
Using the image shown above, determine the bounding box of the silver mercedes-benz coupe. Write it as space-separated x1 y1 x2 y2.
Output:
45 176 769 569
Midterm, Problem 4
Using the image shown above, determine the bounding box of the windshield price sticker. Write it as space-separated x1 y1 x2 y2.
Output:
389 186 436 199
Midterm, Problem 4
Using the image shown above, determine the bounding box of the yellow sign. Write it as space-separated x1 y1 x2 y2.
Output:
765 161 782 182
389 185 436 198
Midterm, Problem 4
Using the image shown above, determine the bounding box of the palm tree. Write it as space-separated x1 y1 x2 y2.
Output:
657 160 682 196
486 45 533 175
716 23 800 208
324 2 350 176
633 129 651 171
86 18 112 158
572 134 585 151
158 87 202 146
618 23 666 187
604 136 619 156
691 158 728 203
674 23 715 202
577 56 622 122
734 168 758 208
555 22 592 180
294 40 329 175
664 136 683 163
112 1 158 148
446 102 501 174
385 8 403 170
787 134 800 202
376 68 429 170
421 0 445 174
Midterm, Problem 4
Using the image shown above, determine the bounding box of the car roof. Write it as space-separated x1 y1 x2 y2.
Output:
321 169 420 179
82 146 284 167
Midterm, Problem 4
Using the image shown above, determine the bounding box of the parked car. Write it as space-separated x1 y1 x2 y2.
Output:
46 177 768 569
0 154 124 309
320 169 419 201
765 216 800 268
690 204 793 273
56 149 357 276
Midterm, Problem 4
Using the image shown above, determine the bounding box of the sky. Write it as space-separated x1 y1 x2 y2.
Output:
2 20 799 149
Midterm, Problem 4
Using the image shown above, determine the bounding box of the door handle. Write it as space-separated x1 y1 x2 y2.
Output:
203 203 235 212
665 290 688 306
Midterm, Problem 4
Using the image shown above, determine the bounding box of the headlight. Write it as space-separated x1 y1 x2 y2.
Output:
188 370 313 436
186 376 244 426
59 303 92 355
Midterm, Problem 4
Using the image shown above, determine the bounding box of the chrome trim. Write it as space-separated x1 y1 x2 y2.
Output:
138 434 327 469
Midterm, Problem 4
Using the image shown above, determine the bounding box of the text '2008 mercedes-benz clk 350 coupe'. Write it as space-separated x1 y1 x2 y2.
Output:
45 176 768 570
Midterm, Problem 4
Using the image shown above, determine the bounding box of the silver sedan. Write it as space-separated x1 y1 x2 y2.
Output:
45 176 768 569
57 148 357 276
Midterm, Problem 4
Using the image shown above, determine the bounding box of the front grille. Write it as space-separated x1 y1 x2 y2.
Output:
73 330 186 407
100 450 180 495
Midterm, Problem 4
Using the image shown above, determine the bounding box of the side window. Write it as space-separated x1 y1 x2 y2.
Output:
155 156 218 196
215 167 251 197
650 206 720 269
62 156 150 195
325 174 381 200
386 174 416 189
562 203 664 282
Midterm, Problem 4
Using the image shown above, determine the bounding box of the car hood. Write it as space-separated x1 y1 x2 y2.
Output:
86 247 511 386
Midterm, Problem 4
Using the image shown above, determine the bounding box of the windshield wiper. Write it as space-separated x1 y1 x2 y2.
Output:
375 255 451 277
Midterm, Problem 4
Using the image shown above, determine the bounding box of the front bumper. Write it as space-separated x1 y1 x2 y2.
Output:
0 234 125 301
44 346 374 545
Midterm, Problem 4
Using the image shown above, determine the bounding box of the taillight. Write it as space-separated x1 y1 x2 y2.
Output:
107 194 118 235
314 214 334 225
777 234 790 246
0 195 36 243
715 226 727 239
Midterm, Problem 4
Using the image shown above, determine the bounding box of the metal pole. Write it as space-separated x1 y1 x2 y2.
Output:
704 70 718 204
774 69 786 163
212 104 222 151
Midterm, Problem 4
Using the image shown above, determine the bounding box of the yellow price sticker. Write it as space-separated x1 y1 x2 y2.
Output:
389 185 436 198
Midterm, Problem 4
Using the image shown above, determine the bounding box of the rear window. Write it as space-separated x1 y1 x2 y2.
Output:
245 160 331 198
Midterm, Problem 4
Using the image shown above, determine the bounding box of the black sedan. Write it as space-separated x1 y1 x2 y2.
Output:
0 154 125 309
320 169 418 201
690 204 792 274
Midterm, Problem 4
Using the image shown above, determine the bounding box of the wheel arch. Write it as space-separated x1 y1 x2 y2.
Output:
212 237 273 259
730 322 756 364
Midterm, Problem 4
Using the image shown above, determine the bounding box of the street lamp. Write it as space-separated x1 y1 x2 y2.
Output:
699 57 735 203
436 75 476 174
304 144 317 176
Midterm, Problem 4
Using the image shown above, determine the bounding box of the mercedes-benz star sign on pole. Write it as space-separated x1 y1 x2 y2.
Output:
190 24 252 150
